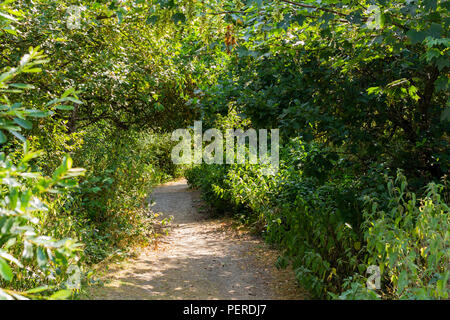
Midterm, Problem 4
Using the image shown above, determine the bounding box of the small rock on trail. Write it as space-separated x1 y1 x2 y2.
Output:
89 179 306 300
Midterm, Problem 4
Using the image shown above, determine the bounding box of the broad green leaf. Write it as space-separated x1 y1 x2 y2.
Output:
117 10 123 24
407 30 426 44
55 105 74 110
0 131 6 144
49 289 72 300
61 87 75 98
25 285 51 294
26 110 51 117
9 83 35 89
22 241 33 259
36 247 47 268
0 257 13 281
0 12 18 21
0 251 23 267
22 67 41 73
8 129 25 142
13 117 32 130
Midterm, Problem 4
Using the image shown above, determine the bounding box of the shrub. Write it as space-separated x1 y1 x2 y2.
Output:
187 144 449 299
0 48 85 299
337 174 449 299
68 128 180 263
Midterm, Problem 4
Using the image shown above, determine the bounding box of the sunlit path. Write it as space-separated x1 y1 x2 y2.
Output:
89 179 306 300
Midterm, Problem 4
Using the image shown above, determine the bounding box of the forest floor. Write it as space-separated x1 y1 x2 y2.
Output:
86 179 307 300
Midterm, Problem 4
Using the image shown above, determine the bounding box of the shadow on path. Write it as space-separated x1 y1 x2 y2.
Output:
89 179 307 300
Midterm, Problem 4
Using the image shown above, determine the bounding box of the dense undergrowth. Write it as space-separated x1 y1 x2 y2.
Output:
185 0 449 300
187 152 449 299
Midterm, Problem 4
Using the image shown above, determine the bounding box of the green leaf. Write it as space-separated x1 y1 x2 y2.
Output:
367 86 381 95
22 241 33 259
435 76 449 92
375 12 386 29
8 130 26 142
8 292 28 300
13 117 32 130
9 83 35 89
0 131 6 144
61 87 75 98
25 285 51 294
424 0 438 11
407 30 427 44
435 57 450 71
26 110 51 117
49 289 72 300
0 12 18 22
116 10 123 24
159 0 175 9
55 105 74 111
0 251 23 268
425 48 440 62
64 97 82 104
397 269 408 293
0 257 13 281
22 68 41 73
36 247 47 268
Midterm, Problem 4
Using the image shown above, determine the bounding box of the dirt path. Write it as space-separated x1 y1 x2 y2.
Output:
89 179 306 300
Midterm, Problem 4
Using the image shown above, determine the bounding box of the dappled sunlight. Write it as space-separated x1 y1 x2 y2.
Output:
90 180 305 300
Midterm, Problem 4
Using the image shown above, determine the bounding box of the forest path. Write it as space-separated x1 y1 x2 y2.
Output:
89 179 306 300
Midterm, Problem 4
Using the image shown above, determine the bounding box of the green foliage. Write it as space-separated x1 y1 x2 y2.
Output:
333 174 449 300
187 152 449 299
358 175 449 299
0 46 85 299
186 0 448 299
187 102 448 299
1 0 212 298
70 129 179 263
2 0 448 300
0 0 229 133
0 148 84 299
194 0 449 184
